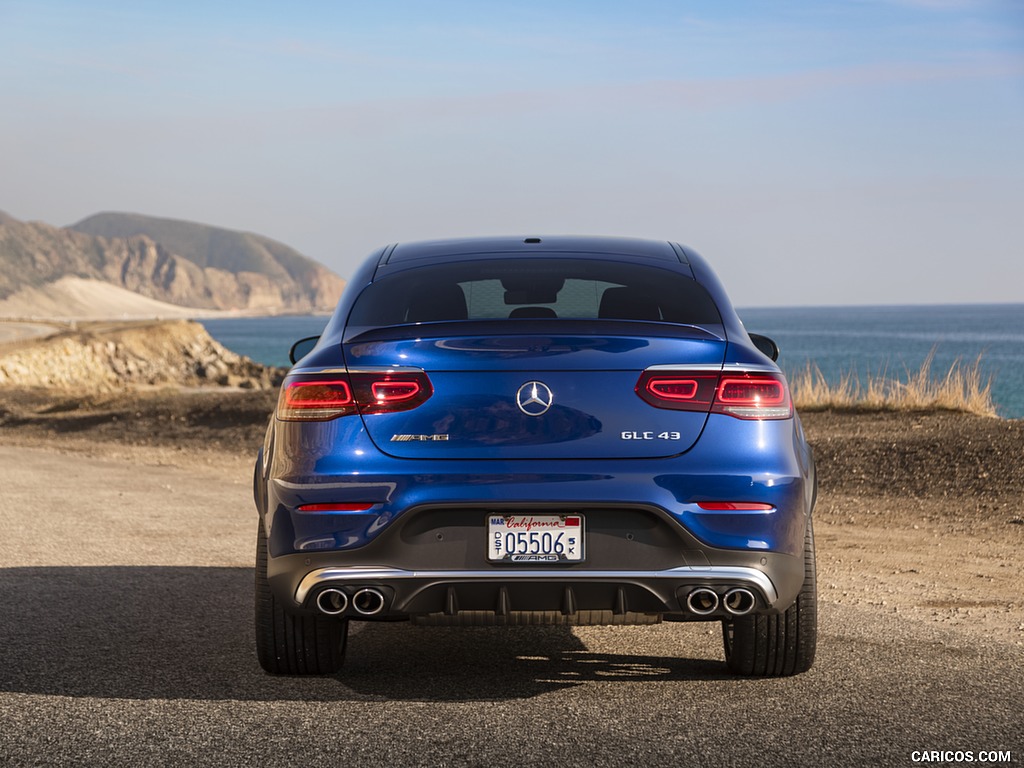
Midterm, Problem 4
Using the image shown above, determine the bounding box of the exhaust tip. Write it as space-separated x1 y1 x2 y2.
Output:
686 588 719 616
315 588 348 616
352 588 387 616
723 588 756 616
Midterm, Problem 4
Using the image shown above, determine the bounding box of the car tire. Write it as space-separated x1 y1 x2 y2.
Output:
255 522 348 675
722 519 817 676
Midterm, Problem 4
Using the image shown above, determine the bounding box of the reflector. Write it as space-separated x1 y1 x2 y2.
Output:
298 502 375 513
696 502 774 511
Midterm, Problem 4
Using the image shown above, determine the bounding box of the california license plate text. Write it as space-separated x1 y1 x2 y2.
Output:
487 515 584 562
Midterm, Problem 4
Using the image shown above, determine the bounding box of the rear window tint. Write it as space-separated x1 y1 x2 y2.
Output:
347 258 721 331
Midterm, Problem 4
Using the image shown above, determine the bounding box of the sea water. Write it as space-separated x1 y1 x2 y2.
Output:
202 315 331 369
739 304 1024 419
202 303 1024 418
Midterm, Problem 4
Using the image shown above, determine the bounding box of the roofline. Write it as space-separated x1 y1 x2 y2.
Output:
379 235 689 268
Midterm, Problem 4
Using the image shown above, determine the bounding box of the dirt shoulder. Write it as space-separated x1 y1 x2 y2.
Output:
0 387 278 457
801 409 1023 644
2 389 1021 644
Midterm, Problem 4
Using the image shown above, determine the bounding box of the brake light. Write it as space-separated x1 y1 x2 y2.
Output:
636 372 718 412
277 371 433 421
371 380 421 403
354 372 432 414
647 378 698 400
711 373 792 420
636 369 791 420
279 380 355 420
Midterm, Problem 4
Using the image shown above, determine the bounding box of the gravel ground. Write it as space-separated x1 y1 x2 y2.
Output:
1 390 1022 766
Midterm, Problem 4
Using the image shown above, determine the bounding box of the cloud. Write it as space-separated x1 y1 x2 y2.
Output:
275 53 1024 134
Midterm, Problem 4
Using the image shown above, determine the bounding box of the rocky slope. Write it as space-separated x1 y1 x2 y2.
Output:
0 211 345 314
0 320 282 390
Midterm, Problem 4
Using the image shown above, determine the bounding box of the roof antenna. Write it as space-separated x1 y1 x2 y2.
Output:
523 237 542 244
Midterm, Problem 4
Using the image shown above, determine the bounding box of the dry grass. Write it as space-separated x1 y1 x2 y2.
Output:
790 350 997 417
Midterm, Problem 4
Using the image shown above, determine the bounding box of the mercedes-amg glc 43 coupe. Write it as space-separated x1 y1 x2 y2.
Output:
254 236 817 677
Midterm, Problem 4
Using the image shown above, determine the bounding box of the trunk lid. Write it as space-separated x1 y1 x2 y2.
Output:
344 330 726 459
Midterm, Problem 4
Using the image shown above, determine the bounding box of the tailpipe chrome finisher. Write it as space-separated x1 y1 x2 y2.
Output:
315 588 349 616
686 588 720 616
352 587 387 616
722 588 756 616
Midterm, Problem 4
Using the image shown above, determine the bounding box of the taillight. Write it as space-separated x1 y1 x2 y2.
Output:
636 369 792 420
277 371 433 421
636 372 718 412
371 380 420 402
278 379 356 420
352 372 432 415
712 373 791 420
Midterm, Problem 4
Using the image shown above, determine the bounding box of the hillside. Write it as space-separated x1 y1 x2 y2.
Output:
0 319 282 390
0 211 345 316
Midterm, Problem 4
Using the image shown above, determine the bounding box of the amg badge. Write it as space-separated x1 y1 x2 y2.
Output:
390 434 450 442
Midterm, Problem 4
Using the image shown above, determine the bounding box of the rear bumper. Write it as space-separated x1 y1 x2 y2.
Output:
289 563 789 622
263 413 814 552
258 413 815 622
266 522 806 621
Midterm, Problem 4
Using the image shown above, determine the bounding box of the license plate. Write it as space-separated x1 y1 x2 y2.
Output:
487 514 584 562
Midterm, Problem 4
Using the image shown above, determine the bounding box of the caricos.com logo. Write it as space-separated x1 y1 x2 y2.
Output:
911 751 1013 764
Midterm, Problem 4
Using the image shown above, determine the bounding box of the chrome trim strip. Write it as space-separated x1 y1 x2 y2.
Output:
346 366 426 374
643 363 724 372
721 362 781 374
642 363 779 373
294 565 778 606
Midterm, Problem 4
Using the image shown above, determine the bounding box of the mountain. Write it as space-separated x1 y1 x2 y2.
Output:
0 211 345 315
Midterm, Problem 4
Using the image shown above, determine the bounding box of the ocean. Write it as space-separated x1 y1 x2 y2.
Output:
739 304 1024 419
201 303 1024 419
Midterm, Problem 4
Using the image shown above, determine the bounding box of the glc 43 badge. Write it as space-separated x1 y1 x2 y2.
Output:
620 431 682 440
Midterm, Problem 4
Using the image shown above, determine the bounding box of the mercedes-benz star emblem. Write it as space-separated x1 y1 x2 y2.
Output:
516 381 554 416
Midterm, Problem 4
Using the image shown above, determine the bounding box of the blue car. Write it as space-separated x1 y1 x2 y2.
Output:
254 236 817 676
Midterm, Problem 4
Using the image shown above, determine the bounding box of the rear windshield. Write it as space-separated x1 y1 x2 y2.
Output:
346 258 722 334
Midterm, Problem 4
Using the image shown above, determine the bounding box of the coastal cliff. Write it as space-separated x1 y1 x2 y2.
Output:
0 211 345 316
0 320 282 390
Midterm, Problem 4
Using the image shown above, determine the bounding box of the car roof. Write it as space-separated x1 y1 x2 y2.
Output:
381 236 687 266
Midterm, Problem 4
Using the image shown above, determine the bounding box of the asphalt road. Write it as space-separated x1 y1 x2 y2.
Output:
0 445 1021 768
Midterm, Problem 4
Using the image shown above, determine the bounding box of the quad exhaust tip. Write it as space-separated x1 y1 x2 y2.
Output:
315 588 348 615
722 588 756 616
686 587 757 616
352 588 387 616
315 587 388 616
686 588 719 615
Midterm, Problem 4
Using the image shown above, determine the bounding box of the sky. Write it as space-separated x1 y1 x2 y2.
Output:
1 0 1022 307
